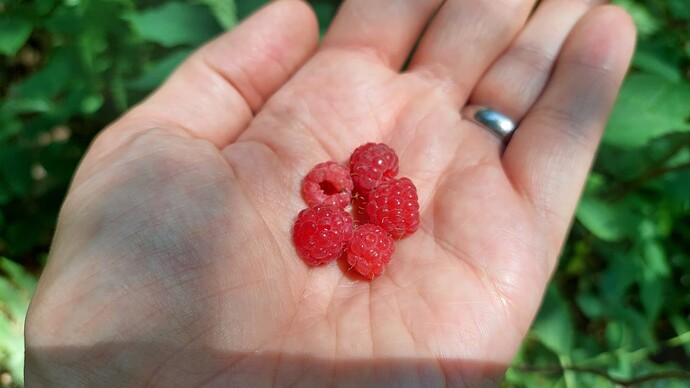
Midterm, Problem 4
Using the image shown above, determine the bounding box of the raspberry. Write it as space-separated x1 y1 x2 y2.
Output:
293 205 354 266
366 177 420 238
349 143 399 198
302 161 353 209
346 224 395 279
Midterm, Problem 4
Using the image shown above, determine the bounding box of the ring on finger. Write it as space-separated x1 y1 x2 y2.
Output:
462 105 517 141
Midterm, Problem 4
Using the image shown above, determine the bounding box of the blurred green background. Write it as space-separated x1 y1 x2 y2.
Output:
1 0 689 386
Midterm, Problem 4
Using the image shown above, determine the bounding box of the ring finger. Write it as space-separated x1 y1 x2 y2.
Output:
468 0 606 125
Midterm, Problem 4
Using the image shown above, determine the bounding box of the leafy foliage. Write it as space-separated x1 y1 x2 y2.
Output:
0 0 688 386
505 0 690 385
0 258 37 386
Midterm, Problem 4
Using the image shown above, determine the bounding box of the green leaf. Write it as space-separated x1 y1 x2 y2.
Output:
55 88 105 118
668 0 690 20
575 292 602 319
198 0 238 29
0 259 37 303
612 0 660 36
601 254 639 303
44 4 87 35
127 2 222 47
81 93 105 114
0 146 32 196
33 0 60 15
11 47 78 100
605 320 625 349
0 16 32 56
312 1 338 35
664 169 690 203
0 98 53 116
128 48 193 91
0 118 22 142
604 73 690 149
642 239 670 276
632 45 682 82
638 239 669 322
532 284 574 356
669 315 690 355
576 197 624 242
576 195 643 242
0 258 37 384
236 0 268 20
640 270 665 323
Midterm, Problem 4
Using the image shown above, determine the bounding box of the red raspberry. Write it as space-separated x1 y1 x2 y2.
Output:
293 205 354 266
366 177 420 238
346 224 395 279
349 143 399 198
302 161 353 209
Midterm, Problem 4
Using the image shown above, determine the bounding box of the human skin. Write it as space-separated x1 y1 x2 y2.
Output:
24 0 636 386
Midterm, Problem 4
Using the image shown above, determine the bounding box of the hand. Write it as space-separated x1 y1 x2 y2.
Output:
25 0 635 385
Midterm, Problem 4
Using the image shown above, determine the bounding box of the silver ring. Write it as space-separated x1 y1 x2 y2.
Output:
462 105 517 140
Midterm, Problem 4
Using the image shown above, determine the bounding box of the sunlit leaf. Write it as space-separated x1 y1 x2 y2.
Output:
604 73 690 149
128 49 193 91
640 270 665 323
199 0 238 29
0 16 32 56
632 44 682 82
0 258 37 385
575 292 602 319
11 48 78 100
532 285 574 356
575 195 643 242
44 5 87 35
236 0 269 19
0 98 53 115
127 2 222 47
613 0 660 36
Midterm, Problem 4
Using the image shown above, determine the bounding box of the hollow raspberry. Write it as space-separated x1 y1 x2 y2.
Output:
349 143 399 198
302 161 353 209
346 224 395 279
293 205 354 266
366 177 420 238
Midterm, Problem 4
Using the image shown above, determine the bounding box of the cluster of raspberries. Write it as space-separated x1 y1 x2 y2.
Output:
292 143 420 280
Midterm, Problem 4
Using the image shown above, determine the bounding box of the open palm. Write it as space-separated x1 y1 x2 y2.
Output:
25 1 635 386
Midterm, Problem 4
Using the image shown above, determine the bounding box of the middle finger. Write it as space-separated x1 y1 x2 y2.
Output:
469 0 607 122
408 0 537 106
